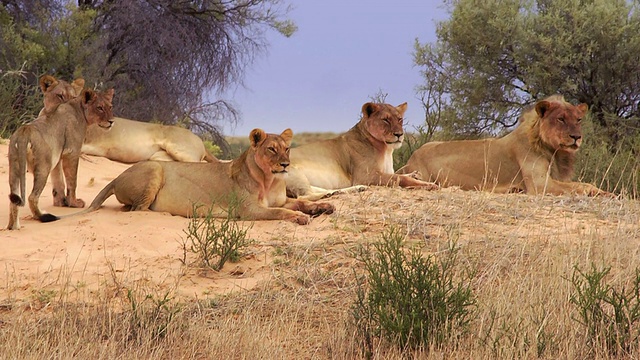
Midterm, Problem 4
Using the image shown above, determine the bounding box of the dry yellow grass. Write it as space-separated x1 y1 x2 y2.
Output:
1 187 639 359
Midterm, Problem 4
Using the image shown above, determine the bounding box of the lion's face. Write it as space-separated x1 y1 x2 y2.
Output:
250 128 293 178
82 88 115 129
40 75 85 114
536 99 588 153
361 102 408 149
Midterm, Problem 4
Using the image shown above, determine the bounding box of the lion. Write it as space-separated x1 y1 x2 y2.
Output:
81 117 219 163
62 128 335 225
7 87 115 230
37 75 85 115
38 79 217 163
397 95 611 196
285 102 439 200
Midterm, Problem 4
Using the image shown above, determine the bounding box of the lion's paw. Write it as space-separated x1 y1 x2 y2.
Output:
67 198 86 208
292 213 311 225
309 202 335 217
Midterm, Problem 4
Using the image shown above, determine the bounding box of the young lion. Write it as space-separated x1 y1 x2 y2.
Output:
397 95 611 196
38 77 217 163
7 88 115 230
64 129 335 225
37 75 85 115
285 102 439 199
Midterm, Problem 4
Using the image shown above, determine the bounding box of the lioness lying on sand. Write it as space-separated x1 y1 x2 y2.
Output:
64 128 335 225
397 95 611 196
286 102 439 200
7 86 115 230
81 118 218 163
40 82 217 163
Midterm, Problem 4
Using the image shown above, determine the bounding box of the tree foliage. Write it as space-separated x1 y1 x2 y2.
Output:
415 0 640 145
0 0 295 147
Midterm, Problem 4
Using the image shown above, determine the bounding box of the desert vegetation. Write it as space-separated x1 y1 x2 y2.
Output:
1 186 639 359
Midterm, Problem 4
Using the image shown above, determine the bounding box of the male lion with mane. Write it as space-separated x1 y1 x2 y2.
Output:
397 95 611 196
63 128 334 225
7 87 115 230
286 102 439 200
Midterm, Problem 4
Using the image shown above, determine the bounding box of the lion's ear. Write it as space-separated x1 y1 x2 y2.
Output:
362 102 380 118
280 128 293 145
104 88 115 102
39 75 58 93
576 103 588 116
249 128 267 148
82 89 96 104
396 102 408 115
535 100 551 118
71 78 85 95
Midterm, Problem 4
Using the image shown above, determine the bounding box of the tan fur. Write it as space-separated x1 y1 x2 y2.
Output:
38 79 216 163
398 95 611 196
65 129 335 225
37 75 85 116
7 84 115 230
81 117 218 163
286 102 439 200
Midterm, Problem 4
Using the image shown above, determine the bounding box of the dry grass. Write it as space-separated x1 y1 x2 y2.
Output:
1 187 639 359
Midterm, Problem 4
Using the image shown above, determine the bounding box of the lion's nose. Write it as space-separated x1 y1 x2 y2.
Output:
570 134 581 142
280 162 289 169
394 132 403 139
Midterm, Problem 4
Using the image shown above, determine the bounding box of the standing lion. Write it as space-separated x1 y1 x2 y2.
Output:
7 88 115 230
397 95 611 196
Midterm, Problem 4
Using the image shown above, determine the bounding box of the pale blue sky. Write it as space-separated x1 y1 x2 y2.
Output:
223 0 450 137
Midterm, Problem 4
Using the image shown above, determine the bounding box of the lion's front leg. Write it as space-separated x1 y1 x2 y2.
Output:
359 171 439 190
61 155 85 208
283 198 335 217
240 204 311 225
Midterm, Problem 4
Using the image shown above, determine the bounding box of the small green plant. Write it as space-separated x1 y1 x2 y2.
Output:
569 264 640 355
183 198 254 271
125 288 181 343
351 227 476 355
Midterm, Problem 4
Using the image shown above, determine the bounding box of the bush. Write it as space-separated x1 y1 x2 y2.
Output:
351 227 476 355
570 264 640 356
0 69 41 138
576 118 640 198
182 199 254 271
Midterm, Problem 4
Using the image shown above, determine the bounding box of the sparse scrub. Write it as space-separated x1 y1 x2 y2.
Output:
0 69 41 138
570 264 640 356
182 201 254 271
351 227 476 355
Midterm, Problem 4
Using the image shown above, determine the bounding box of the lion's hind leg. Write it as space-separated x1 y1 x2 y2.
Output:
113 162 165 211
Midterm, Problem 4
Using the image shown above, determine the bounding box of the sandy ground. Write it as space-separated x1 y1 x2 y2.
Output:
0 142 348 302
1 140 638 307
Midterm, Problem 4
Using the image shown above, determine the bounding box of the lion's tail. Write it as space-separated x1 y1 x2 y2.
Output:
59 179 117 219
203 147 219 163
8 131 30 207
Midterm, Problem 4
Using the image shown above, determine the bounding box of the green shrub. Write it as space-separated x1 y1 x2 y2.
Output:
351 227 476 355
576 117 640 198
570 264 640 355
182 200 254 271
0 70 41 138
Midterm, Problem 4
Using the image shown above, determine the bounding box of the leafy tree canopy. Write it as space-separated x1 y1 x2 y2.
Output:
415 0 640 145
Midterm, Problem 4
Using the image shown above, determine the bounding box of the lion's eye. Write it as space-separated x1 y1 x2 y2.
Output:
57 94 64 100
577 118 582 123
557 117 565 123
383 119 390 125
268 147 277 154
97 106 104 112
285 147 290 153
